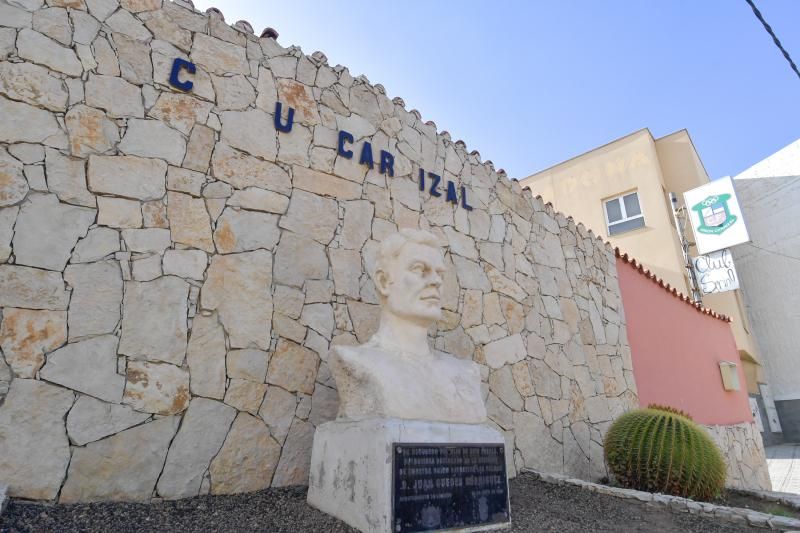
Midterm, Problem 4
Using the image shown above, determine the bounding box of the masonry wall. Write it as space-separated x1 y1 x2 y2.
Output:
616 255 771 490
0 0 638 502
733 173 800 442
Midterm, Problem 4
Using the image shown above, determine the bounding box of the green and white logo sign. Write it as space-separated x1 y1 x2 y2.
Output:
691 193 737 235
684 176 750 255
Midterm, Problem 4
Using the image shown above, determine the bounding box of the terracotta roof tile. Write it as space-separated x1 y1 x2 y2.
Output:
614 247 731 323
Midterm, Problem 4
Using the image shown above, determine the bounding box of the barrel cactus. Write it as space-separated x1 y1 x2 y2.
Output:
603 404 727 500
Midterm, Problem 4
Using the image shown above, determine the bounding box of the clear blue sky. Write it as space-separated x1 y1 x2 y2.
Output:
194 0 799 180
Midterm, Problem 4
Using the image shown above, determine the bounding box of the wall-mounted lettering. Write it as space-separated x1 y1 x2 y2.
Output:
338 130 355 158
380 151 394 177
417 169 472 209
360 141 374 168
428 172 442 197
169 58 195 92
166 60 470 209
274 101 294 133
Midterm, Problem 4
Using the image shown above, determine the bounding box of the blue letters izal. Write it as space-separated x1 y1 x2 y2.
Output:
168 57 473 210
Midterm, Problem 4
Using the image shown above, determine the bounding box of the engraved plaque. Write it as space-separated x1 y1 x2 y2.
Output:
392 443 509 532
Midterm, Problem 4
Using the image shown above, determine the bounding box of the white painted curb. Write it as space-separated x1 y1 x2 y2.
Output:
522 469 800 531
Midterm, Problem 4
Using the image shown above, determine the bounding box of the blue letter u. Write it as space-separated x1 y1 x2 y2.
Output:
274 101 294 133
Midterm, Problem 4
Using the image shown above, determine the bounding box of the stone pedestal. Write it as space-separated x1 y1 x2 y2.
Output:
307 418 510 533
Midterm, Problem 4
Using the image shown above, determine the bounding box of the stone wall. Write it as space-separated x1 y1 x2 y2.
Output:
704 422 772 491
0 0 637 502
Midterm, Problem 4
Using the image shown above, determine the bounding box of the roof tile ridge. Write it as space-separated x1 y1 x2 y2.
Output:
614 246 731 323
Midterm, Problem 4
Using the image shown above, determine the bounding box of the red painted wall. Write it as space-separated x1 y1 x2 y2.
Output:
617 258 752 425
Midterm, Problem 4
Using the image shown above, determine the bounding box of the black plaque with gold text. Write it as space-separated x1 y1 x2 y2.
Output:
392 443 510 532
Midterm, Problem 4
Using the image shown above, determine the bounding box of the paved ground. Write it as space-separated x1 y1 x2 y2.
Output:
1 473 756 533
766 443 800 494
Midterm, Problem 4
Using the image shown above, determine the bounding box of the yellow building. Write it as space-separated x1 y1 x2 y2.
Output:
519 128 765 399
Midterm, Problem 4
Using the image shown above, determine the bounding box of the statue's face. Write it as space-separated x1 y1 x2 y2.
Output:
380 242 446 326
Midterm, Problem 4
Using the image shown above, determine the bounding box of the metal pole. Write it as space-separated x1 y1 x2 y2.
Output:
669 192 703 304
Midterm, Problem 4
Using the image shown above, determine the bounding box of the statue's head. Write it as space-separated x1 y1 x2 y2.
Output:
372 229 446 327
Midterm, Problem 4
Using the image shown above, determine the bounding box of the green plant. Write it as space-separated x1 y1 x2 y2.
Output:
603 404 727 500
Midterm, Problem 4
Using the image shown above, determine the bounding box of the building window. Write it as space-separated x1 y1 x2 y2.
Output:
604 192 645 235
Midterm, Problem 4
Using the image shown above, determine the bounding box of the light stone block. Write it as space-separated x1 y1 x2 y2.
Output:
0 206 17 262
156 397 236 499
223 378 267 415
104 9 151 41
0 264 69 310
17 28 82 76
213 207 280 253
150 93 213 136
201 250 273 350
66 395 150 446
71 227 119 262
44 149 95 208
97 196 142 228
40 335 125 403
119 276 189 364
211 143 289 194
12 194 96 271
123 360 190 415
191 33 248 75
279 189 338 245
0 308 66 378
220 110 277 161
186 312 226 400
71 10 100 45
227 187 289 214
167 191 213 252
0 379 74 500
85 74 144 118
131 253 162 281
0 95 61 145
0 3 33 29
166 166 204 196
88 155 166 200
0 148 29 207
33 7 71 46
227 348 269 382
119 119 186 166
0 61 68 112
85 0 116 21
209 412 281 495
121 228 171 253
60 416 179 503
65 104 120 157
183 124 215 172
162 249 207 280
308 419 508 533
64 260 122 338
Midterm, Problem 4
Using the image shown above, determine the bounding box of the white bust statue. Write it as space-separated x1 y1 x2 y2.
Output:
329 229 487 424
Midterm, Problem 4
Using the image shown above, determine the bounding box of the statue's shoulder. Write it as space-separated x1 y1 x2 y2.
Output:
329 341 388 368
330 342 375 359
432 350 481 375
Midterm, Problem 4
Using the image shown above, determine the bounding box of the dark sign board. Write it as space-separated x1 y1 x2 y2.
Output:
392 443 510 532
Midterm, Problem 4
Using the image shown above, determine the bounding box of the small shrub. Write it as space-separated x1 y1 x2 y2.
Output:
603 404 727 500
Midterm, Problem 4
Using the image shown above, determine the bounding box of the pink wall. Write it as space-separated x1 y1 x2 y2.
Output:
617 257 752 425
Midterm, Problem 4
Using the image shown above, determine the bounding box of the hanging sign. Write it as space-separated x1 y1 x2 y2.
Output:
684 176 750 255
691 249 740 295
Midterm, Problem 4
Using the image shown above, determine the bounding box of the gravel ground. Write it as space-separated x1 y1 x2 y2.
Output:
1 473 758 532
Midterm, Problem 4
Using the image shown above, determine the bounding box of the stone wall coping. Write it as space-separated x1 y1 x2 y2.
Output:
522 468 800 531
184 1 621 258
